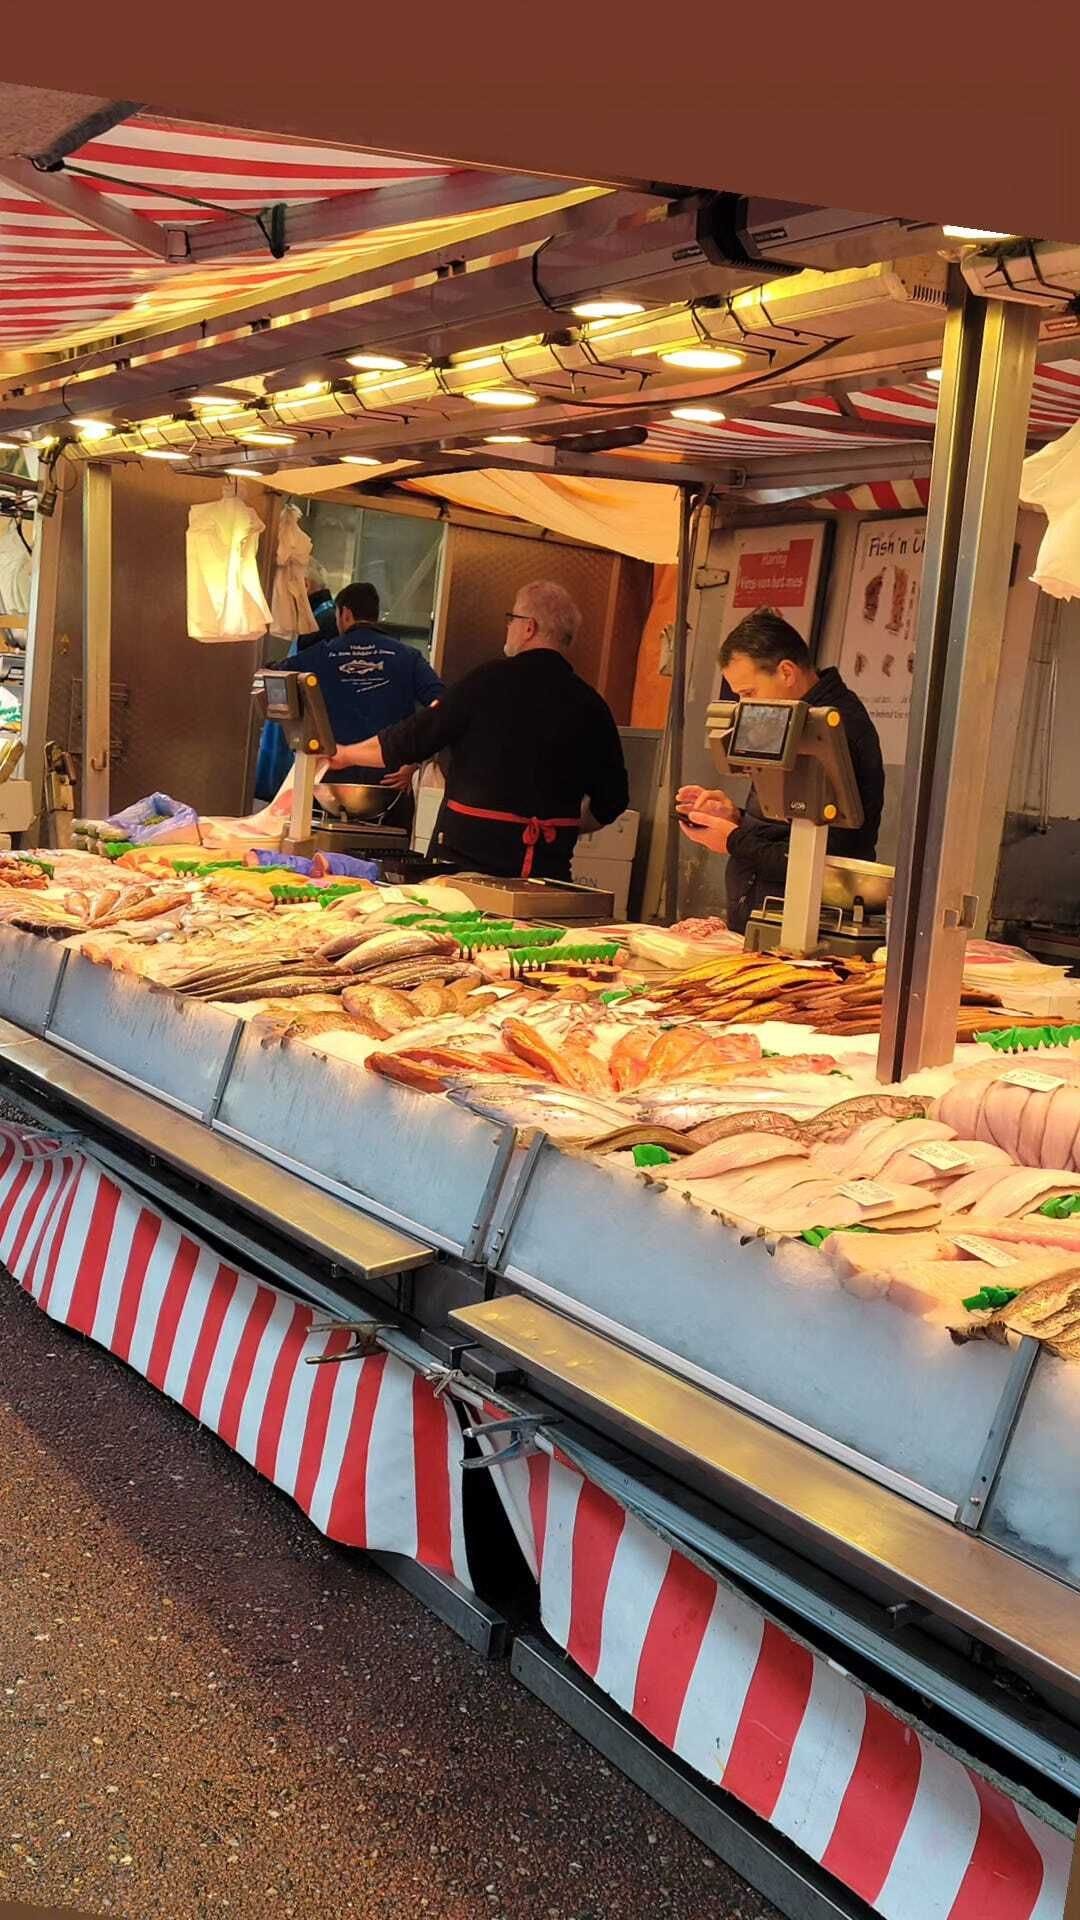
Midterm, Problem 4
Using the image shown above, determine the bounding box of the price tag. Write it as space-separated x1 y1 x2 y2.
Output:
911 1140 975 1172
1002 1068 1066 1093
951 1234 1018 1269
839 1179 896 1211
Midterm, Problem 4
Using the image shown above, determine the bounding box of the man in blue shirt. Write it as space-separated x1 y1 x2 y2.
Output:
305 581 444 791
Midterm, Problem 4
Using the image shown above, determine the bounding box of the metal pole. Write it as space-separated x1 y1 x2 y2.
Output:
20 463 67 845
879 285 1038 1081
81 463 113 821
662 488 695 923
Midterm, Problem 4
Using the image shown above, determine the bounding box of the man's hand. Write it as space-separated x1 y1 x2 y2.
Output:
380 763 416 792
679 809 738 854
326 745 362 771
676 784 738 822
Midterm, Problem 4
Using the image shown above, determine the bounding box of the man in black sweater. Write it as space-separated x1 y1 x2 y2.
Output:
678 609 884 934
326 578 629 880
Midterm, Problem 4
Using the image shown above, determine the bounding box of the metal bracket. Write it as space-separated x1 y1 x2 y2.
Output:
306 1317 388 1361
460 1411 552 1470
462 1121 517 1263
956 1334 1041 1531
487 1129 548 1271
204 1018 244 1126
41 946 69 1034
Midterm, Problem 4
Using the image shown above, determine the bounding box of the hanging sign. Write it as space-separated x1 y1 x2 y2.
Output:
710 522 829 696
838 515 927 765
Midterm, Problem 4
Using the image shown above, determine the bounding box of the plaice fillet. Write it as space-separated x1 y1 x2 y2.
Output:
846 1118 956 1180
826 1230 959 1300
958 1169 1080 1221
813 1117 905 1177
659 1132 811 1181
940 1165 1024 1215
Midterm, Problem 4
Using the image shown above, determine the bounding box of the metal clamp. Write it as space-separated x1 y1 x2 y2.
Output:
487 1129 548 1271
956 1333 1040 1531
462 1122 517 1263
460 1412 553 1470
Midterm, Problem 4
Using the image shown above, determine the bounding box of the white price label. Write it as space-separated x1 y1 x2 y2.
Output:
911 1141 975 1172
839 1179 896 1210
951 1234 1018 1269
1002 1068 1066 1093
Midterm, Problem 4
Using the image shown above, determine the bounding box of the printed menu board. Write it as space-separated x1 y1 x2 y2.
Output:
838 515 926 765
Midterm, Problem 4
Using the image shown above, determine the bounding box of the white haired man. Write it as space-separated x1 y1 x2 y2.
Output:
327 578 629 879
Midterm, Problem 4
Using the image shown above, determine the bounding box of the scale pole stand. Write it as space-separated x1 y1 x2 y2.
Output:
781 818 829 957
512 1636 874 1920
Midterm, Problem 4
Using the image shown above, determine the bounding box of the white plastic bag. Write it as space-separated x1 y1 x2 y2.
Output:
1020 418 1080 600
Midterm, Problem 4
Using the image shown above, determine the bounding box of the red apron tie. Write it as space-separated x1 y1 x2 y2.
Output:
446 799 581 878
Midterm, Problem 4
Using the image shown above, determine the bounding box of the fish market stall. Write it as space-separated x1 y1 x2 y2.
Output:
2 99 1080 1920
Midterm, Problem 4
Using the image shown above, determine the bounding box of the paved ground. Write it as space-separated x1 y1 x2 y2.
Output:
0 1275 779 1920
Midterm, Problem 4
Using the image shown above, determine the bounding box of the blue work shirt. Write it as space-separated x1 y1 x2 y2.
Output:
302 623 444 776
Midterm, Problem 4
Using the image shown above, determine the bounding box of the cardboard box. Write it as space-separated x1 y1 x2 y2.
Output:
570 853 632 921
575 809 640 860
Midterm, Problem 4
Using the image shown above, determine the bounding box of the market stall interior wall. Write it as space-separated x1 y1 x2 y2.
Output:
994 583 1080 931
50 465 264 820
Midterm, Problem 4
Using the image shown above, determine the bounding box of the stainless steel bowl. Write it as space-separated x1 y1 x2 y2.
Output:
314 781 394 821
821 856 895 912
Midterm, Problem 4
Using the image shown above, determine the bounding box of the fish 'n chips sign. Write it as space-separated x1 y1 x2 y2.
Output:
838 515 927 765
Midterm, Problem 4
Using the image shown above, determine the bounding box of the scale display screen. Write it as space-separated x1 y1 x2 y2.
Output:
262 672 299 720
730 700 797 762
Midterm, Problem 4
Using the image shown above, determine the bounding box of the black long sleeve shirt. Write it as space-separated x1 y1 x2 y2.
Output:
378 648 629 879
723 666 885 933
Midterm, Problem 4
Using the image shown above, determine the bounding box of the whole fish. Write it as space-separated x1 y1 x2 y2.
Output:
325 928 457 968
445 1076 627 1140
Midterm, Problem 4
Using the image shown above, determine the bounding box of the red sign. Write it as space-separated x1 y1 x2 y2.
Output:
731 537 815 610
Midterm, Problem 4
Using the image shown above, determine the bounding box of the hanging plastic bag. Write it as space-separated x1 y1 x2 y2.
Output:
270 504 319 642
1020 418 1080 599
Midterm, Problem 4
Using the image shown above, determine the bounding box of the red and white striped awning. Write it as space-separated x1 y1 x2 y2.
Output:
613 361 1080 497
0 113 456 352
810 477 932 513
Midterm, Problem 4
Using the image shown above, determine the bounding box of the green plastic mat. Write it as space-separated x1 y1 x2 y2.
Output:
976 1023 1080 1052
1038 1192 1080 1219
632 1144 674 1168
962 1284 1021 1312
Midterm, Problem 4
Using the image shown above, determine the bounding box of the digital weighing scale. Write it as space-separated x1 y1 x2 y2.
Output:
705 695 892 960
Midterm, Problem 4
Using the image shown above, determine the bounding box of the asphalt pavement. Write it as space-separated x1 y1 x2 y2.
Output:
0 1273 779 1920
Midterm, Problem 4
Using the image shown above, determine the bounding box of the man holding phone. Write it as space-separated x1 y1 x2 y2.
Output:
678 608 884 933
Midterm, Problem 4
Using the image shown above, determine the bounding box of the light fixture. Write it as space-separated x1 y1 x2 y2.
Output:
341 454 382 466
73 418 111 440
239 431 295 446
224 466 263 478
142 447 186 461
292 380 329 396
484 433 531 444
190 392 243 407
464 388 539 409
925 366 943 383
347 351 409 372
32 434 57 448
670 405 726 424
571 298 645 320
658 345 746 371
451 354 503 372
0 439 21 451
942 226 1013 242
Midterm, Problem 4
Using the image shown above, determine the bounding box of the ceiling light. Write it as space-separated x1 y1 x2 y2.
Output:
670 405 726 424
341 454 382 466
925 366 943 383
142 448 186 461
293 380 328 396
464 388 539 409
224 467 263 478
347 351 409 372
239 431 295 446
484 433 531 444
191 392 243 407
32 435 57 448
73 418 111 440
0 439 22 451
571 298 645 320
942 226 1013 242
658 345 746 371
452 354 503 372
